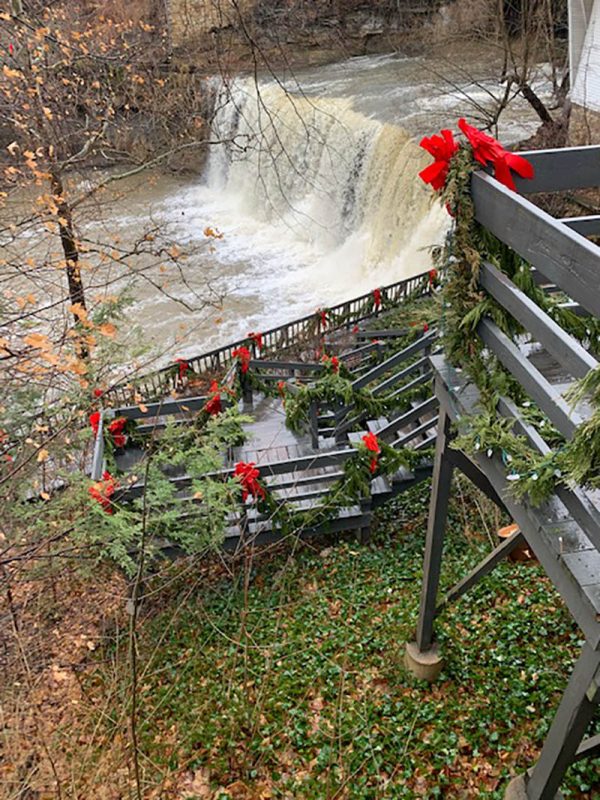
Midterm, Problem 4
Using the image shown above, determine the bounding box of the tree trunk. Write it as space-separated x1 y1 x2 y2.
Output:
50 170 89 359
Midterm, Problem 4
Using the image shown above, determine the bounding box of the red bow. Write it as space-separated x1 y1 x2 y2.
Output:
108 417 127 448
418 129 459 191
232 346 251 374
428 269 437 285
234 461 266 503
457 118 534 191
89 411 101 438
373 288 382 310
423 322 429 333
175 358 189 380
247 331 263 351
89 471 117 514
277 380 287 408
362 432 381 474
204 380 222 416
317 309 328 330
322 354 340 374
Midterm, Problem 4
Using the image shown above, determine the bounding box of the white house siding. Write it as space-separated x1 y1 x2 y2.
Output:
571 0 600 111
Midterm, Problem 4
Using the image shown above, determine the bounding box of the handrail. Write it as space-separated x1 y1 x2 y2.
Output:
248 359 324 373
471 171 600 318
477 319 585 439
479 261 598 380
90 412 105 481
351 330 436 390
512 145 600 194
115 394 210 420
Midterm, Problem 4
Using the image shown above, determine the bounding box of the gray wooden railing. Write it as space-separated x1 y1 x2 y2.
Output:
90 411 105 481
412 144 600 800
107 271 433 406
331 329 438 441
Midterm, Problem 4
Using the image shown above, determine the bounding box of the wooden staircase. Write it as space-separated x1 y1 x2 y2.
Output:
102 322 439 552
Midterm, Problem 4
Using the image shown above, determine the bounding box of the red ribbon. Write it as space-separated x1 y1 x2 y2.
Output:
232 346 251 374
204 380 222 416
458 118 534 192
108 417 127 448
175 358 189 380
362 432 381 474
373 288 382 310
317 309 328 330
234 461 266 503
322 354 340 374
428 269 437 285
419 120 534 194
89 411 101 438
247 331 263 351
418 129 459 191
89 471 117 514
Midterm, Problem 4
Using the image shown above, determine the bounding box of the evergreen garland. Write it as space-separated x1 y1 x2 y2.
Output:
247 437 430 535
430 136 600 503
283 371 430 437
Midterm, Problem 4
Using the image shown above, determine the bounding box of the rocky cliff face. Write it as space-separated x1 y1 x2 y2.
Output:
167 0 445 67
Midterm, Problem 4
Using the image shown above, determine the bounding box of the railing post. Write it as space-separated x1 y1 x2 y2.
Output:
309 399 319 450
334 401 347 445
517 644 600 800
240 366 252 407
415 408 453 651
405 407 452 682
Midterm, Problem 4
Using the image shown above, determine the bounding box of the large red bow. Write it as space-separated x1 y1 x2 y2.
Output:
108 417 127 448
247 331 263 351
234 461 266 502
457 118 534 191
204 380 222 416
418 129 459 191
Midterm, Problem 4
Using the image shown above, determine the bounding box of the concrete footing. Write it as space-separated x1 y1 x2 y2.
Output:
504 776 529 800
404 641 444 682
504 774 564 799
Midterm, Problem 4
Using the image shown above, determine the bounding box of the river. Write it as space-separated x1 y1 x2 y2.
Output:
82 44 552 365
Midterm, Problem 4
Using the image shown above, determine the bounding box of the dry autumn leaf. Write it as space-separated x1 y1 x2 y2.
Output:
24 332 51 350
98 322 116 338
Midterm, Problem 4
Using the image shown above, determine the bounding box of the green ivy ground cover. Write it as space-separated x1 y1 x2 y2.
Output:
95 483 600 799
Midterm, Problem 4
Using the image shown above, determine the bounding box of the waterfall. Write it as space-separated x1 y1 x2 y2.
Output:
205 78 448 287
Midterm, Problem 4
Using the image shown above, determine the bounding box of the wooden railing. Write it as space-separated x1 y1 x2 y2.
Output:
412 144 600 800
107 271 434 406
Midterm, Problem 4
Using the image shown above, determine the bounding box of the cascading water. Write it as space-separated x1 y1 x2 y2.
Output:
205 79 448 288
93 50 550 359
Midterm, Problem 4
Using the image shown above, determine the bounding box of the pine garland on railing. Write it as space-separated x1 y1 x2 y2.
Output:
235 433 429 535
420 119 600 503
283 371 430 437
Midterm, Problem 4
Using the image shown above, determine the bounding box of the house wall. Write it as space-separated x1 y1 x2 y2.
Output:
569 0 600 143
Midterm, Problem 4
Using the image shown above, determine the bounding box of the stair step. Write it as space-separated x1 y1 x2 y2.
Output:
367 416 389 434
372 475 392 495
